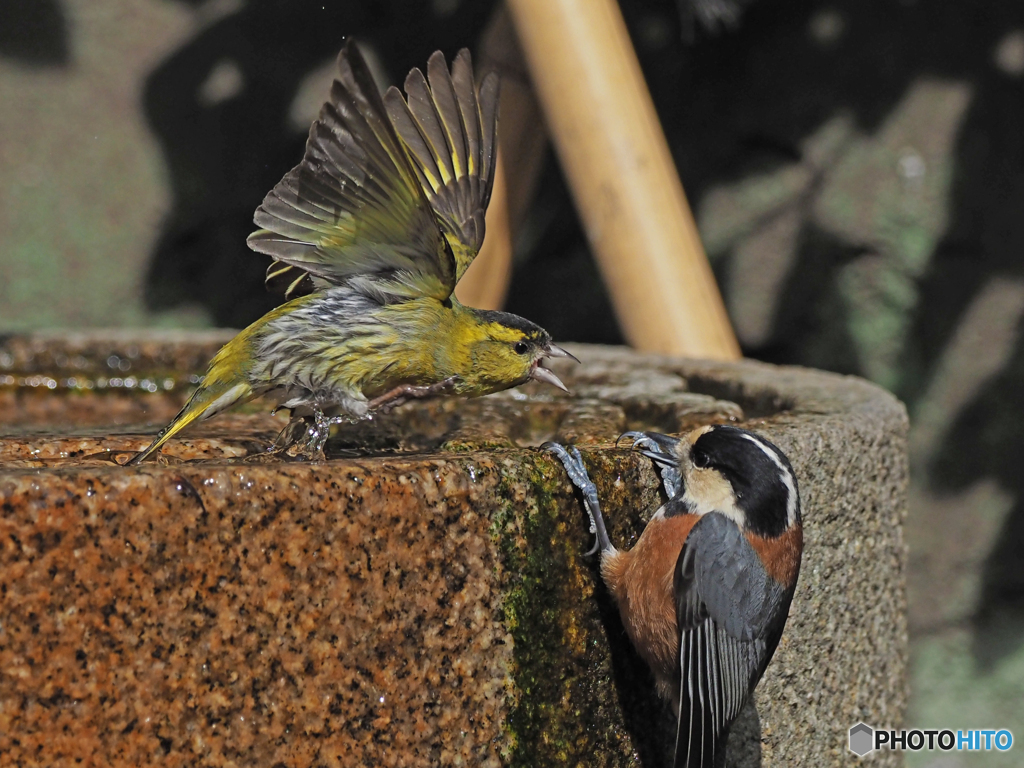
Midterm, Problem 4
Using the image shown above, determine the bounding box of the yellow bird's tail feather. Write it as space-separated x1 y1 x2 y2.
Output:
129 302 294 464
130 379 253 465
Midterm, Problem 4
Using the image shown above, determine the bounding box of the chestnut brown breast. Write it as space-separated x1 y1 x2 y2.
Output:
745 524 803 589
600 513 699 687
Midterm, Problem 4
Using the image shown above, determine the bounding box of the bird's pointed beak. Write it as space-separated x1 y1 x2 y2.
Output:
617 431 682 466
542 343 580 364
530 364 569 393
530 342 577 393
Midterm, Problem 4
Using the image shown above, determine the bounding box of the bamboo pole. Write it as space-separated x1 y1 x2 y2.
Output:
506 0 741 359
454 151 512 309
456 6 549 310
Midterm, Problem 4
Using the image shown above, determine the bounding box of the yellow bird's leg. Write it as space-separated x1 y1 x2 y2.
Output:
268 375 462 461
278 408 364 460
288 408 333 460
366 376 460 414
268 414 312 454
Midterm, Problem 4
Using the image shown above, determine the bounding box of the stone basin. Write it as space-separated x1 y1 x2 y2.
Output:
0 332 908 767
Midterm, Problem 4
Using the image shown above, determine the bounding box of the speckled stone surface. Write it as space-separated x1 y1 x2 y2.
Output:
0 334 907 767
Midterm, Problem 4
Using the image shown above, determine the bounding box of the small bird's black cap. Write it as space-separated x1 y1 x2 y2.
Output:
473 309 551 342
693 426 800 538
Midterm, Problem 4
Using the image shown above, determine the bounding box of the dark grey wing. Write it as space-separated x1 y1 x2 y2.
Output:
692 512 789 642
247 40 457 303
674 512 786 768
383 49 499 282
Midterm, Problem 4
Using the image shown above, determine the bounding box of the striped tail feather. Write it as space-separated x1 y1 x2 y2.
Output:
130 379 252 465
676 625 727 768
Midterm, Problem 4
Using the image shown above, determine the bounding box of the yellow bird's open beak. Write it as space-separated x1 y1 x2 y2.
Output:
543 344 580 363
530 364 569 392
530 343 579 392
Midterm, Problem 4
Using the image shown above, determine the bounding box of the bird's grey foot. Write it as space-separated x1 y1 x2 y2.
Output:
619 431 684 499
366 375 460 414
543 442 613 556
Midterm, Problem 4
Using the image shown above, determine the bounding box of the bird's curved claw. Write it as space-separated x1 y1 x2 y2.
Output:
618 431 684 499
543 442 613 555
269 414 312 455
291 409 332 460
617 431 677 459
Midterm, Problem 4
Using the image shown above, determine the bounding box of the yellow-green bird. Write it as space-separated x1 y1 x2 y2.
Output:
131 40 575 464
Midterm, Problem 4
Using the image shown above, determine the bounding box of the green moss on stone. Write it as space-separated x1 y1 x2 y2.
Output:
488 448 672 767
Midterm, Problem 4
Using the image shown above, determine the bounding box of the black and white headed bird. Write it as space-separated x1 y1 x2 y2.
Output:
546 425 803 768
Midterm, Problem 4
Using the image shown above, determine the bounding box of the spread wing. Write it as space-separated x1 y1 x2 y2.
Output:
383 49 499 282
673 513 787 768
247 40 456 303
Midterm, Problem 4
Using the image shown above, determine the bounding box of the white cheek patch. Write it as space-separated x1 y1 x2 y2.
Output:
738 432 798 527
681 467 746 529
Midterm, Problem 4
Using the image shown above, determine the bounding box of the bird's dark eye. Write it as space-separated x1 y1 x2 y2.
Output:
692 449 711 469
514 341 529 355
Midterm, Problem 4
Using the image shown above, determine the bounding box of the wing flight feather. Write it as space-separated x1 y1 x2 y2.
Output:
248 40 456 302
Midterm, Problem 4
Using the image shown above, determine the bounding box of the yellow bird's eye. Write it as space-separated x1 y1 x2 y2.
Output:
514 341 529 355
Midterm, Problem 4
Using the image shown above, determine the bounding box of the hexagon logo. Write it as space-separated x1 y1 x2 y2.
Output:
849 722 874 756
